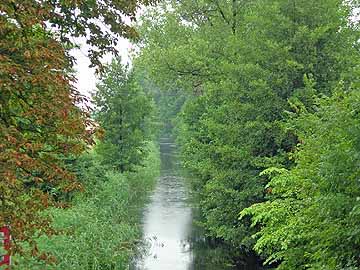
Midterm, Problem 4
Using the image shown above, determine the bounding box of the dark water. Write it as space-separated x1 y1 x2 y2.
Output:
132 138 261 270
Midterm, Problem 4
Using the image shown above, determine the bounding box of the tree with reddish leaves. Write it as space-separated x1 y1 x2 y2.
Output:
0 0 154 260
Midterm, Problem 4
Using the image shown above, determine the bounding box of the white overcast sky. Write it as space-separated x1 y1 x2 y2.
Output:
71 37 132 99
69 6 145 100
69 5 151 100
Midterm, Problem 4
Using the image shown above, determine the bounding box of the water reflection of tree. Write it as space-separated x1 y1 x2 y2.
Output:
187 209 266 270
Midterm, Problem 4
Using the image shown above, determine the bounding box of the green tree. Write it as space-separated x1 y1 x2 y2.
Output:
242 77 360 269
93 59 154 172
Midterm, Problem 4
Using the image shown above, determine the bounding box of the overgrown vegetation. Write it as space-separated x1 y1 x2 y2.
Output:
0 0 156 259
136 0 360 268
242 85 360 269
1 1 160 265
2 0 360 269
7 54 159 268
14 143 159 269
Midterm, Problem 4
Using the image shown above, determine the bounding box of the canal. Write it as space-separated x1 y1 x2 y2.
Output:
132 138 262 270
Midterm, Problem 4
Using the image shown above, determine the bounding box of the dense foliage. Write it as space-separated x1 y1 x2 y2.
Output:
242 82 360 269
2 0 360 268
15 143 160 269
136 0 360 268
18 54 156 269
0 0 155 260
0 4 95 256
7 50 158 269
93 59 155 172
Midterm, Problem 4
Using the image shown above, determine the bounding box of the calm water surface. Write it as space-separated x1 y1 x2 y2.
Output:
133 138 260 270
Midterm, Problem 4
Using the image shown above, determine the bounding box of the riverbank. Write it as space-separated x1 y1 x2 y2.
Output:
15 142 160 269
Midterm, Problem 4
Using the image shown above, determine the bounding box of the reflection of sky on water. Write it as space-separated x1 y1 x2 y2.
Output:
133 138 250 270
134 138 193 270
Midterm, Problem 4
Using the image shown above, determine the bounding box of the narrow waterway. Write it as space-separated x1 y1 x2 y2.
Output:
133 138 261 270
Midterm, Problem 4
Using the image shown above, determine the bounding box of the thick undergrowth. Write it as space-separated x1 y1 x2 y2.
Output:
14 142 160 270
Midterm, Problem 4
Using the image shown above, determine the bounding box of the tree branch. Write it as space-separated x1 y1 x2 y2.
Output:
214 0 230 25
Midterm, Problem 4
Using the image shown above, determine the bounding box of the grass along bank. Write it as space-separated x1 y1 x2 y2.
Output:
14 142 160 270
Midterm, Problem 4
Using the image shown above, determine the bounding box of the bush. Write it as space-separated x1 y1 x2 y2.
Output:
242 89 360 269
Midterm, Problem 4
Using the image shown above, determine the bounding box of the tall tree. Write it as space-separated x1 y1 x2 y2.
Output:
93 59 154 172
